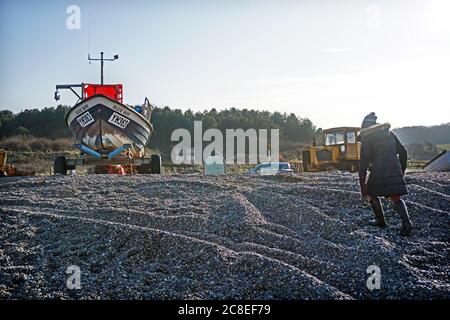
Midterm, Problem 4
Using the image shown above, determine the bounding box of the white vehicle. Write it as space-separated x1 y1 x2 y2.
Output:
247 162 294 175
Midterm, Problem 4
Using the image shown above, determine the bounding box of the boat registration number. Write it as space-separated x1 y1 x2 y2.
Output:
76 112 94 128
108 112 130 129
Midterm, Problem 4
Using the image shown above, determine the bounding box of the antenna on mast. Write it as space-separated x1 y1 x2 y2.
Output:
87 13 91 64
88 52 119 85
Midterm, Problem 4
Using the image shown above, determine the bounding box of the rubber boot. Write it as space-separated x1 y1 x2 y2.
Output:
368 197 386 227
393 200 413 236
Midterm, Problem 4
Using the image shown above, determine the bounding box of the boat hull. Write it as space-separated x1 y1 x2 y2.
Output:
65 95 153 153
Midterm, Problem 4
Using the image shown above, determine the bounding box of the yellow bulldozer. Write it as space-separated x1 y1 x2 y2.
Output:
301 127 361 172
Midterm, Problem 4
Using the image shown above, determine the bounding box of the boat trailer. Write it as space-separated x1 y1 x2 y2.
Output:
54 143 162 175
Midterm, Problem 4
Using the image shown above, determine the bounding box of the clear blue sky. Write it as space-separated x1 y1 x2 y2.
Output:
1 0 449 129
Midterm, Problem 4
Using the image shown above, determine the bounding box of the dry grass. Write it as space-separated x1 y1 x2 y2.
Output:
5 151 79 175
0 135 74 152
0 136 77 175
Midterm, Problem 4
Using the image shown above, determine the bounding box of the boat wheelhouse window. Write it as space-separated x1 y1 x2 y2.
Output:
346 132 356 144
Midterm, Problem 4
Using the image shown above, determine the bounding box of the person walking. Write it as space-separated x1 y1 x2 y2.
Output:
358 112 413 236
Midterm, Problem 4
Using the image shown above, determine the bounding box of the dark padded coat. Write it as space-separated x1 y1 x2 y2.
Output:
359 123 408 197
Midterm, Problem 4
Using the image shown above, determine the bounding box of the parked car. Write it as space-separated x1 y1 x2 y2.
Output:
247 162 294 175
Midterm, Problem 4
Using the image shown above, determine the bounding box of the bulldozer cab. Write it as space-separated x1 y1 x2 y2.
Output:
302 127 361 172
323 127 360 160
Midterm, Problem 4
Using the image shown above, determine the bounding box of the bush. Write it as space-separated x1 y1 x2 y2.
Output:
0 136 32 151
29 139 51 151
406 142 440 160
49 138 73 151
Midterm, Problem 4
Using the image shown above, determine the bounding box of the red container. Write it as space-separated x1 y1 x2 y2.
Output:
83 84 123 103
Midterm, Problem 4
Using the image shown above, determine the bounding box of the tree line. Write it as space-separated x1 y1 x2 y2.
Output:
0 106 317 157
2 106 449 161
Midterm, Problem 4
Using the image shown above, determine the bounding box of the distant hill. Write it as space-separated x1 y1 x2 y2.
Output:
392 123 450 145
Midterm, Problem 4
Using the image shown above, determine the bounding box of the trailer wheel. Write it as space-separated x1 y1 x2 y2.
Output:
54 156 67 175
150 154 162 174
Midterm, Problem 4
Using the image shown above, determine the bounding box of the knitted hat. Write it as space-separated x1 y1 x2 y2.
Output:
361 112 377 129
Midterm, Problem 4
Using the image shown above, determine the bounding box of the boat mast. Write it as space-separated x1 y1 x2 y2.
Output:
88 52 119 84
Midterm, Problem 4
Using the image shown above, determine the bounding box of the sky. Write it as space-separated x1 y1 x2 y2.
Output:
1 0 450 129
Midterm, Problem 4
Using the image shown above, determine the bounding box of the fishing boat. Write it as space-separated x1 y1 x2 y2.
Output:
53 52 161 175
64 85 153 156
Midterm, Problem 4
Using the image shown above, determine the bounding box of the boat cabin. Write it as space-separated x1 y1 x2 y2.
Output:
83 84 123 103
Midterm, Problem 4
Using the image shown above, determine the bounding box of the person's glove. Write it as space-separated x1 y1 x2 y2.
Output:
359 174 368 197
